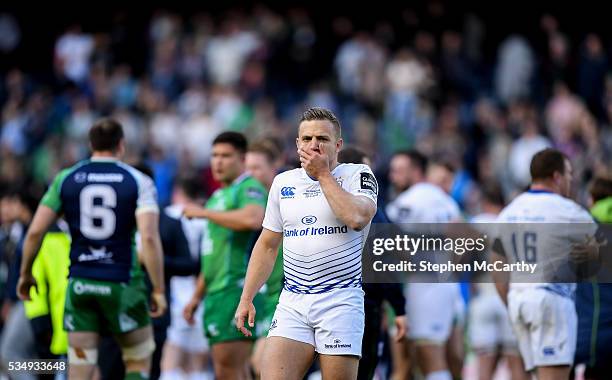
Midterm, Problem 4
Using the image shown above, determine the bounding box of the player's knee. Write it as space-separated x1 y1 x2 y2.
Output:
68 346 98 365
122 336 156 362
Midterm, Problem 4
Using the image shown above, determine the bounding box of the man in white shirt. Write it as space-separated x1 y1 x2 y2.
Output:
234 107 377 380
494 148 597 379
386 152 463 380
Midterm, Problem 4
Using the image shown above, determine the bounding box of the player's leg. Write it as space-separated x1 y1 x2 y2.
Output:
252 294 278 378
445 325 464 379
446 283 466 379
415 343 451 379
210 340 252 379
260 336 316 380
68 331 100 379
499 304 528 380
115 325 156 379
185 350 211 380
100 278 155 380
160 342 186 379
469 293 502 380
251 337 266 377
507 290 535 373
205 288 258 378
504 353 529 380
389 337 412 380
319 354 359 380
530 291 577 380
476 353 498 380
535 365 571 380
407 283 454 379
64 278 104 379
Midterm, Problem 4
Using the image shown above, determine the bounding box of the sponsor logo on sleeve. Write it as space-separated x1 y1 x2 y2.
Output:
360 172 378 194
246 187 264 200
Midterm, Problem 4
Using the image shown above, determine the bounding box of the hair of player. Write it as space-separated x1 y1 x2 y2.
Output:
530 148 567 181
1 186 38 214
589 176 612 203
213 131 248 154
248 140 281 164
176 175 205 201
392 149 428 174
88 118 124 152
299 107 341 138
480 182 505 206
338 146 368 164
429 158 456 174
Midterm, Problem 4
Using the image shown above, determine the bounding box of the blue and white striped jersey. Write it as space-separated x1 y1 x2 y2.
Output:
262 164 378 294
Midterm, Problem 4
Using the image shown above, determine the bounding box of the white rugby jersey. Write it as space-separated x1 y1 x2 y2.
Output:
262 163 378 294
386 182 461 223
496 190 596 298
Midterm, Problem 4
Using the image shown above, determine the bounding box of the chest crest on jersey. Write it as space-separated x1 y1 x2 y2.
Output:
209 194 227 211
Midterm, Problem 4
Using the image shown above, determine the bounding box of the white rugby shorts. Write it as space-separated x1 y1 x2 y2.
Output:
268 287 365 357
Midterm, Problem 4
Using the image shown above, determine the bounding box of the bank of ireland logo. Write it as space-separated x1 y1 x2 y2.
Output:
301 215 317 225
333 338 341 344
280 186 296 199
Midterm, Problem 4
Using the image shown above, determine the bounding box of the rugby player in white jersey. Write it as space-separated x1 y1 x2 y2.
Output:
469 184 527 380
385 152 463 380
234 107 377 380
493 148 597 380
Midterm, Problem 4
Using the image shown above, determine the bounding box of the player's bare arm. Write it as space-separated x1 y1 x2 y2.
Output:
136 210 167 317
491 249 510 305
183 203 264 231
235 228 282 337
183 274 206 325
17 205 58 300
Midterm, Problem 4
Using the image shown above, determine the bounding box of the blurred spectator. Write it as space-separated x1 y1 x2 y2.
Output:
205 18 261 86
0 13 20 54
508 102 552 190
54 25 94 85
495 35 535 104
578 33 608 120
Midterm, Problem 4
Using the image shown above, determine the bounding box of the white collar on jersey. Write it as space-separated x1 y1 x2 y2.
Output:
232 172 250 185
300 164 344 182
90 156 119 162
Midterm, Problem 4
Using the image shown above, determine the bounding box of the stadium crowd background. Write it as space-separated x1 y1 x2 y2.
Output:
1 1 612 378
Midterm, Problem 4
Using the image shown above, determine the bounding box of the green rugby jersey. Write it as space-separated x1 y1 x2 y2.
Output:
202 173 266 294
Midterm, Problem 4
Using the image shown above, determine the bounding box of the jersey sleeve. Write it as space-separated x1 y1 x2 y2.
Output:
262 176 282 233
565 202 598 239
40 168 72 212
348 164 378 206
237 178 267 209
135 172 159 215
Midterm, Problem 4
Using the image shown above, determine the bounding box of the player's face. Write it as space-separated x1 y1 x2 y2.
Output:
427 164 454 194
211 143 244 185
389 155 411 192
246 152 275 189
296 120 342 167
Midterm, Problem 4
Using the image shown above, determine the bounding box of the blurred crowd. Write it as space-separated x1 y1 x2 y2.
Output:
1 5 612 209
